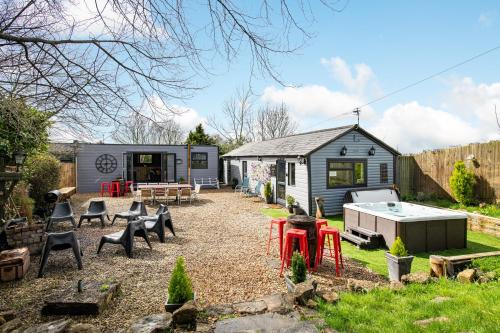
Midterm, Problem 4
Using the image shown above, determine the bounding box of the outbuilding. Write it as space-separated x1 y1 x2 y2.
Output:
222 124 400 215
51 142 219 193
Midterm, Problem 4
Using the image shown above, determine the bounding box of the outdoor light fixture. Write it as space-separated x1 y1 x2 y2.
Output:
176 158 183 164
298 156 307 165
368 146 376 156
258 156 263 162
14 151 26 166
340 146 347 156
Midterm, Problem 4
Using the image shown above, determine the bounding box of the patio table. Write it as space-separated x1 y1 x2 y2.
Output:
137 184 193 190
286 215 317 267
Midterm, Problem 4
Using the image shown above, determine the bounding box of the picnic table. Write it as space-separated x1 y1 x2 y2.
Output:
137 183 193 190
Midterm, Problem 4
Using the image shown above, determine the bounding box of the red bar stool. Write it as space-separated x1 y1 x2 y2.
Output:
315 226 343 276
280 228 310 276
266 218 287 259
316 219 333 258
125 181 134 194
110 182 121 197
100 182 111 197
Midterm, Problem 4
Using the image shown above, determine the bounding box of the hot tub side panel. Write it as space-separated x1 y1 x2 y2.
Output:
343 208 359 231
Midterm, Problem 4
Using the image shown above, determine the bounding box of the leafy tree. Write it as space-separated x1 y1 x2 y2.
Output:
185 124 215 145
449 160 476 206
23 153 61 209
168 257 194 304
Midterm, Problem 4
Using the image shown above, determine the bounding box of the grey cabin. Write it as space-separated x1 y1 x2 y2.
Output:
52 143 218 193
222 125 400 215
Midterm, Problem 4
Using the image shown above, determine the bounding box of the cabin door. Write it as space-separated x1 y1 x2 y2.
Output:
276 159 286 206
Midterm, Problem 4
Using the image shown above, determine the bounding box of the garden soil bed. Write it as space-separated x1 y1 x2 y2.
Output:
0 189 385 332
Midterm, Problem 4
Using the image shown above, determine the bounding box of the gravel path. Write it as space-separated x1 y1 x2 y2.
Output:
0 188 385 332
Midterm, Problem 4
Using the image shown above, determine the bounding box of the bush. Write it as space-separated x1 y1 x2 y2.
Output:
449 160 476 206
286 195 295 207
23 153 61 208
168 257 194 304
291 251 307 284
10 181 34 223
389 237 408 257
264 181 272 198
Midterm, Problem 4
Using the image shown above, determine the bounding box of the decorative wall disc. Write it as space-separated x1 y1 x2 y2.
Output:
95 154 117 174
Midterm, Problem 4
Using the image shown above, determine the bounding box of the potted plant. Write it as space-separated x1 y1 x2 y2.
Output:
179 176 185 184
165 257 195 312
284 251 307 292
231 177 239 189
286 195 295 214
264 181 273 204
385 237 414 281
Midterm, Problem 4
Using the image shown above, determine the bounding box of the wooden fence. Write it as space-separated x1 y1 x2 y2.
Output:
396 141 500 203
59 162 76 188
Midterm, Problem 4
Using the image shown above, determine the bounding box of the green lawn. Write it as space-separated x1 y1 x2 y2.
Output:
412 198 500 219
261 208 500 276
318 278 500 333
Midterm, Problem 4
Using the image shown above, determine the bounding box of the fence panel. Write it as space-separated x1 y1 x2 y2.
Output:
59 162 75 188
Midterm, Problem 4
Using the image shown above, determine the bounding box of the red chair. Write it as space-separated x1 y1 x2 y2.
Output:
100 182 111 197
316 219 333 258
280 228 310 276
266 218 287 259
110 182 121 197
125 181 134 194
315 226 343 276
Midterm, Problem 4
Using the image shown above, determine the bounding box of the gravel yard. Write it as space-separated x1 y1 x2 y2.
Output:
0 188 385 332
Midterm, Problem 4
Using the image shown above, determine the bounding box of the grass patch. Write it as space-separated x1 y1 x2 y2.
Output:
318 279 500 333
416 198 500 219
261 208 500 276
472 256 500 278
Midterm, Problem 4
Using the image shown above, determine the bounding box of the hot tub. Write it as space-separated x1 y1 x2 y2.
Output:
343 202 468 253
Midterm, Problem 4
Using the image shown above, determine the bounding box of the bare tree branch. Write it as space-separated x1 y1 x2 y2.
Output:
256 102 297 141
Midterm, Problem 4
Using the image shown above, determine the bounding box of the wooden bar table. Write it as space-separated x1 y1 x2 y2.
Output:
286 215 317 268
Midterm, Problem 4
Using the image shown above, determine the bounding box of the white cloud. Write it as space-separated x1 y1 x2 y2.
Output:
369 101 497 153
143 95 205 132
478 12 495 27
320 57 380 96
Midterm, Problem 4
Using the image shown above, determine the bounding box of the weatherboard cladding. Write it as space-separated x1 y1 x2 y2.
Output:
75 143 218 193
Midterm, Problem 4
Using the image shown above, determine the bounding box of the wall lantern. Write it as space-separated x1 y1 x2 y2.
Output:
340 146 347 156
297 155 307 165
176 158 183 165
14 150 26 166
368 146 376 156
258 156 263 162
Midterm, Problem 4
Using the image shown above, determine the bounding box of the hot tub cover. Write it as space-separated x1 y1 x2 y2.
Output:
344 187 400 204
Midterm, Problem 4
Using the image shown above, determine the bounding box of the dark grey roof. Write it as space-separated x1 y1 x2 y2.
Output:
223 124 400 157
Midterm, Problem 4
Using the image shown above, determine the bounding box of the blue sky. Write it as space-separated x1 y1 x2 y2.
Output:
179 0 500 153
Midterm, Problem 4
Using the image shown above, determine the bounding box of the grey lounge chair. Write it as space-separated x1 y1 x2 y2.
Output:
78 200 110 228
245 182 262 197
111 201 147 225
97 220 152 258
139 205 175 237
46 201 76 231
38 231 83 278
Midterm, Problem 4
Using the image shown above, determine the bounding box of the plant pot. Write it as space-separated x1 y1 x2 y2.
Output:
288 205 296 214
164 293 196 313
385 252 414 281
265 195 273 204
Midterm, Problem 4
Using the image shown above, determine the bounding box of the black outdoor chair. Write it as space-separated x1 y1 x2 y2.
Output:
97 220 152 258
46 201 76 231
38 231 83 278
78 200 110 228
139 204 175 237
111 201 147 225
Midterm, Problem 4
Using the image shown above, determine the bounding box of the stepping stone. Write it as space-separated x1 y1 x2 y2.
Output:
23 319 73 333
214 313 319 333
431 296 452 304
125 313 172 333
413 316 449 327
232 300 267 315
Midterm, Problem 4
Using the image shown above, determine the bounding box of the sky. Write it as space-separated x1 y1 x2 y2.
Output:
63 1 500 154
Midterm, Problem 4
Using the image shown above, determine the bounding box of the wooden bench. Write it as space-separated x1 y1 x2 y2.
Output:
194 178 219 189
58 187 76 201
430 250 500 277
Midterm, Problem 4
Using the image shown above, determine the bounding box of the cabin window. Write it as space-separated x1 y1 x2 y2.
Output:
191 152 208 169
288 163 296 186
380 163 388 184
242 161 248 178
327 159 367 188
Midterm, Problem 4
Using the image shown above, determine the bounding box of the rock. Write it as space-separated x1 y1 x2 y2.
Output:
261 293 292 314
389 281 405 291
0 318 23 333
401 272 434 284
431 296 451 304
306 299 318 309
125 313 172 333
65 323 101 333
316 290 340 304
413 316 449 327
457 269 476 283
232 300 267 315
346 279 380 293
203 304 234 317
292 280 316 306
478 271 496 283
214 313 318 333
0 311 15 323
22 319 73 333
172 300 198 329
